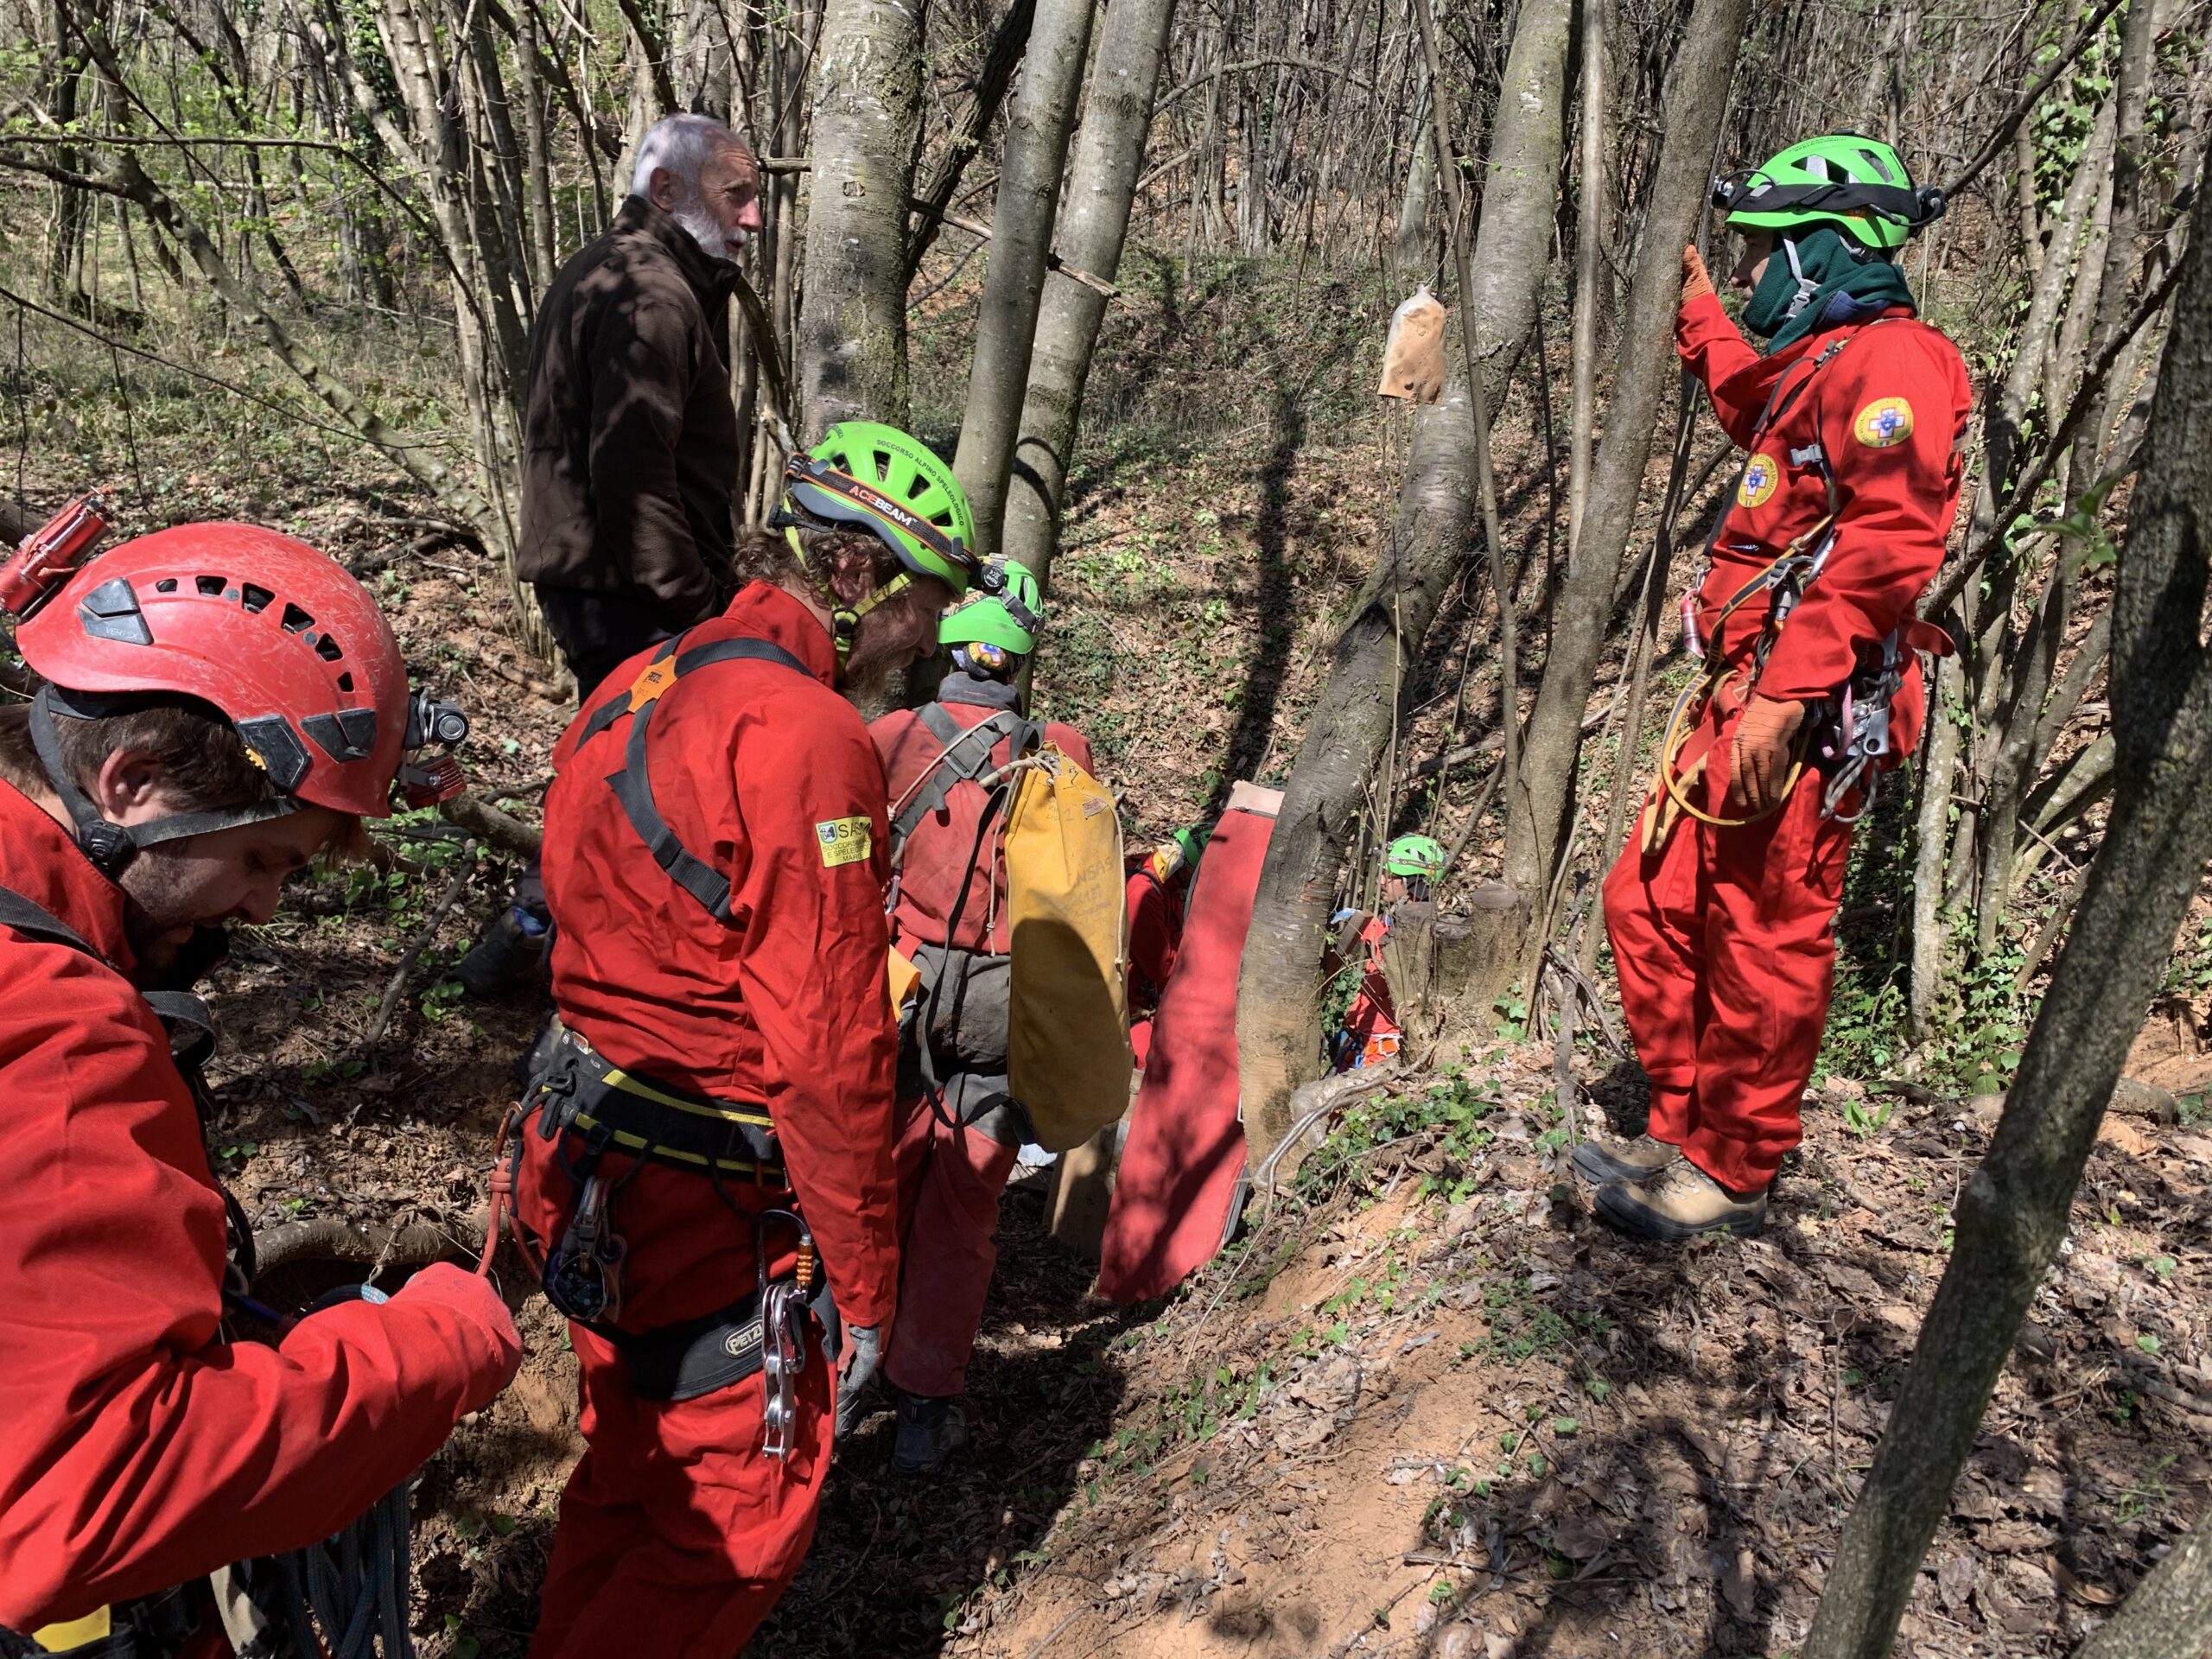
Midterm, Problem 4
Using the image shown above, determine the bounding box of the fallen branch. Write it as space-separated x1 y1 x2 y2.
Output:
906 199 1119 298
439 791 543 858
363 838 479 1061
253 1207 488 1276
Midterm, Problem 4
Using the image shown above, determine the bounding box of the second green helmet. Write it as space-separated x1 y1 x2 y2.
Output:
1385 834 1448 879
1713 133 1942 252
941 558 1043 653
784 421 980 593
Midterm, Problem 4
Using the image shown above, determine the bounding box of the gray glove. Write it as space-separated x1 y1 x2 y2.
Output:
834 1323 882 1440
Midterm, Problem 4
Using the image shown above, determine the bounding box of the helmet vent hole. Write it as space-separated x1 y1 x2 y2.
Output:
154 578 177 594
280 602 315 633
874 448 895 479
315 633 344 662
337 671 354 692
239 583 274 614
196 575 227 596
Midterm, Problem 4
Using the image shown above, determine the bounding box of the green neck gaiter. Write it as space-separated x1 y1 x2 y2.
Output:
1743 226 1916 355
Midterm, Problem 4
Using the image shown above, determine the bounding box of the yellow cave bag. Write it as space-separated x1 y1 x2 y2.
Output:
1004 747 1134 1153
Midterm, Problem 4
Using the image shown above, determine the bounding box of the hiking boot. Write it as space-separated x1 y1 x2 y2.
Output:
1571 1132 1681 1186
456 905 550 999
1594 1160 1768 1242
891 1391 969 1477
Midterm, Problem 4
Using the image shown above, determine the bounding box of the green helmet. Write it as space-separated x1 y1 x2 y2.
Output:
781 421 980 594
1384 834 1448 880
941 558 1043 654
1713 134 1942 252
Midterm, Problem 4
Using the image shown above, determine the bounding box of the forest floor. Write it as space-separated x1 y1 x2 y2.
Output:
6 243 2201 1655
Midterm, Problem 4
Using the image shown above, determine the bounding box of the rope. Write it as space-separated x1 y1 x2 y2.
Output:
270 1481 416 1659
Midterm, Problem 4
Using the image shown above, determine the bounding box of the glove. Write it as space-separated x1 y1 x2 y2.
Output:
834 1324 883 1439
391 1262 524 1389
1681 244 1716 308
1727 695 1807 815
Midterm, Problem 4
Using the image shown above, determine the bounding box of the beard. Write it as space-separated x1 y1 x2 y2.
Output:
840 591 943 702
672 201 747 264
118 843 226 988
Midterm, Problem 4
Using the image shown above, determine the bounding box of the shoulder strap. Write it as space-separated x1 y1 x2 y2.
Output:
588 632 813 922
0 884 217 1065
892 709 1045 845
0 882 96 955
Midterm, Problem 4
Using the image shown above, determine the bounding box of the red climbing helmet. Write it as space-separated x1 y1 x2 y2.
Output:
8 521 467 876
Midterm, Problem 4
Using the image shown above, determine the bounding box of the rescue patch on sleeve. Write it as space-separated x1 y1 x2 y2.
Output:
1853 397 1915 448
1738 453 1780 508
816 817 873 868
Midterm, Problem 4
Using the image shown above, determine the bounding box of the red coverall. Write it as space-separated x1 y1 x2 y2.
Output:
870 688 1092 1400
1602 289 1971 1193
1337 914 1402 1070
1125 849 1193 1069
520 582 900 1657
0 784 516 1646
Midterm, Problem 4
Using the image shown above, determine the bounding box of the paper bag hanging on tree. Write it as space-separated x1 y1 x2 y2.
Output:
1377 285 1446 404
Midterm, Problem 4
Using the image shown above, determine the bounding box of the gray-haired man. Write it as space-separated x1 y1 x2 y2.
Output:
463 114 763 995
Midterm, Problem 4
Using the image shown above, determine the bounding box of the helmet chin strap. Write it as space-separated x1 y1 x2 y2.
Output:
781 522 912 666
1779 233 1823 323
30 684 297 880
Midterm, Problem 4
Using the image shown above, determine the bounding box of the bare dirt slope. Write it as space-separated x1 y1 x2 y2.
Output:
950 1040 2212 1659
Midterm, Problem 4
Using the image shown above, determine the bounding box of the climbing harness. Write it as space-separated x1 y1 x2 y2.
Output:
1653 319 1942 830
0 889 418 1659
495 1020 839 1422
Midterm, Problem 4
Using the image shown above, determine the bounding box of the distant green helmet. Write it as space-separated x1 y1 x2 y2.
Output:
780 421 980 594
1384 834 1448 880
1713 134 1942 252
941 558 1043 654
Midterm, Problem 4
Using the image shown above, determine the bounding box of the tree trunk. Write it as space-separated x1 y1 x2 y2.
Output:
1498 0 1752 941
1461 0 1573 413
1907 647 1966 1039
906 0 1039 283
1393 77 1436 276
998 0 1178 589
2072 1516 2212 1659
798 0 927 439
1802 145 2212 1659
1235 382 1474 1163
950 0 1097 563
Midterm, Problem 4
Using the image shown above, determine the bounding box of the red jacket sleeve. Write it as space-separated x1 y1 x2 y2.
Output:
0 948 514 1630
1759 326 1972 701
1677 292 1765 448
732 711 901 1331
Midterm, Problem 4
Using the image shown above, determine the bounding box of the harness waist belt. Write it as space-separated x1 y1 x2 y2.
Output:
531 1024 785 1180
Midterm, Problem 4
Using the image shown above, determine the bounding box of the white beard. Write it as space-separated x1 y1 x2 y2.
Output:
672 202 747 264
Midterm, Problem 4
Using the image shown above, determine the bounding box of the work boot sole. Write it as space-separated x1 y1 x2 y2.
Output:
1592 1182 1767 1242
1570 1139 1680 1185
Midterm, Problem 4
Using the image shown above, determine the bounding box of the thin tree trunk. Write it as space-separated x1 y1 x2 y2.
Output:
1234 381 1475 1160
905 0 1038 283
1499 0 1752 943
1803 144 2212 1659
798 0 927 438
1460 0 1573 413
999 0 1177 590
1908 647 1967 1039
951 0 1097 563
1393 76 1437 276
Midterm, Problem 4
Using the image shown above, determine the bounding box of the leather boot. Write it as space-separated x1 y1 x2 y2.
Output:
1570 1132 1681 1185
891 1391 969 1478
1595 1160 1767 1241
